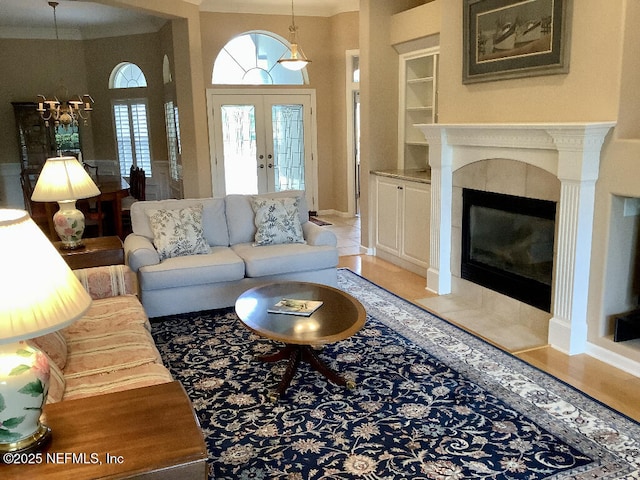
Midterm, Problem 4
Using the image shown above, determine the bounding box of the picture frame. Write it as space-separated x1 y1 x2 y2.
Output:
463 0 572 84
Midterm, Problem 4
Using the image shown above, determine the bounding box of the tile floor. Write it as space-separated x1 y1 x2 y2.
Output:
313 214 362 257
316 213 548 353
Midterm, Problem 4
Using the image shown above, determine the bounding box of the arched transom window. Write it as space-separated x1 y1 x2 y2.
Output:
110 62 148 89
213 31 306 85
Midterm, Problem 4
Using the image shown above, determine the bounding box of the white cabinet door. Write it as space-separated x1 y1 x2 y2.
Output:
401 182 430 268
375 175 431 274
375 177 401 255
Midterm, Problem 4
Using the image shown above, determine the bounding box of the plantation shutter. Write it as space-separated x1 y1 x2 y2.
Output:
164 101 181 181
113 99 152 176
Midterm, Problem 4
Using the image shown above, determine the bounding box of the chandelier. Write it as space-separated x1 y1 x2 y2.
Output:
36 2 94 128
277 0 311 71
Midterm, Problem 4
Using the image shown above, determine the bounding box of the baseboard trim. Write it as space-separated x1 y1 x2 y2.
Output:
585 341 640 378
317 209 351 218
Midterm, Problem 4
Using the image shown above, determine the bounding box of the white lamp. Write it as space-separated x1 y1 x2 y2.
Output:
277 0 311 71
31 156 100 249
0 209 92 453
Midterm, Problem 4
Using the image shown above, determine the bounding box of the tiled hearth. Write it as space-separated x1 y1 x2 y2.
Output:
416 123 616 355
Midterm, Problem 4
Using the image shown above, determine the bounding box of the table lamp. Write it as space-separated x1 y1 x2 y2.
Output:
31 156 101 249
0 209 92 453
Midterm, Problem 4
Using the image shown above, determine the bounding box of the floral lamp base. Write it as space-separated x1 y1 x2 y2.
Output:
53 200 86 249
0 342 52 455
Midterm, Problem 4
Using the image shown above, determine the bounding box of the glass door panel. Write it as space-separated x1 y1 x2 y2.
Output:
220 105 258 195
271 104 305 192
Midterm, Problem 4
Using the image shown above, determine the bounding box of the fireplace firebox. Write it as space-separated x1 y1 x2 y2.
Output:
461 189 556 312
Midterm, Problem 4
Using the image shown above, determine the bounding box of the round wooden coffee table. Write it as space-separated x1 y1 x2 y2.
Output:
235 281 366 401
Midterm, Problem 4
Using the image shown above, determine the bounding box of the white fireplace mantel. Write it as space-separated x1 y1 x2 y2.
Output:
415 122 616 355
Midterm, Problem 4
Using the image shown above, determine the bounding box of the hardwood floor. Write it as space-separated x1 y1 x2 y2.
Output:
338 254 640 422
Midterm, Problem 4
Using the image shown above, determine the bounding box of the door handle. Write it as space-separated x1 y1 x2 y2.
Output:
259 164 265 169
267 154 272 159
258 154 264 159
268 163 273 168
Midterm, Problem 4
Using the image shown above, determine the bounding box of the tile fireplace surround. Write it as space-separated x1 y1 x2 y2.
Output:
416 123 616 355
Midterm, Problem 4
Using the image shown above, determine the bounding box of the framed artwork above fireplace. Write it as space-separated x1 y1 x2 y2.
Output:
462 0 572 84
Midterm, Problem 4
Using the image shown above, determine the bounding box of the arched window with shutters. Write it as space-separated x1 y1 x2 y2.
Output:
109 62 152 176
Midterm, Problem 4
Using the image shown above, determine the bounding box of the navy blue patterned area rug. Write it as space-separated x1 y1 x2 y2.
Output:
151 269 640 479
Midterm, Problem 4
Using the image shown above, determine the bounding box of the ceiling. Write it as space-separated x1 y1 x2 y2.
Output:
0 0 359 40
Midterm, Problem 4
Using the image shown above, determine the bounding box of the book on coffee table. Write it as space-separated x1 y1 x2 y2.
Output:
268 298 324 316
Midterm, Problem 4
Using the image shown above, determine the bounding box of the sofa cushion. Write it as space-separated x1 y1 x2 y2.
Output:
63 296 152 337
132 197 229 247
232 242 339 278
63 327 163 379
251 196 305 246
63 363 173 401
226 190 308 245
139 246 245 291
147 205 211 260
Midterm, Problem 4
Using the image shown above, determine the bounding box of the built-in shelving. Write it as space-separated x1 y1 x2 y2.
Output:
399 48 438 170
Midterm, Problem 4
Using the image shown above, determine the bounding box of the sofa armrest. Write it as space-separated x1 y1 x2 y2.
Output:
124 233 160 272
74 265 138 299
302 221 337 247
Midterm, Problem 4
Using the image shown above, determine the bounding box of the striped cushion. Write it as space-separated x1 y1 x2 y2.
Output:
63 296 152 337
63 363 173 401
63 328 163 379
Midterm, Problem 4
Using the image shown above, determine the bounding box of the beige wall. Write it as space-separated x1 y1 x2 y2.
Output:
439 0 623 123
329 13 360 213
0 38 90 166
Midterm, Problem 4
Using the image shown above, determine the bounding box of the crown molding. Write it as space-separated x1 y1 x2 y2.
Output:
199 0 358 17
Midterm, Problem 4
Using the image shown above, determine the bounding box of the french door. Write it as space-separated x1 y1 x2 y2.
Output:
207 90 317 212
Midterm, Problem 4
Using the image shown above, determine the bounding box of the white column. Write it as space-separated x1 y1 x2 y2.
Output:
547 125 613 354
422 127 453 295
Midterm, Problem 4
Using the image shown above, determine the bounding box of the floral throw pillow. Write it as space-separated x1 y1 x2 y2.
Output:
146 205 210 260
251 196 305 246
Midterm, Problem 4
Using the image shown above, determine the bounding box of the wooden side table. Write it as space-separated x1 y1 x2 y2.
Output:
54 236 124 269
1 381 208 479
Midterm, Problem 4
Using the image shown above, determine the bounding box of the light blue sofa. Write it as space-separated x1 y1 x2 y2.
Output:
123 191 338 317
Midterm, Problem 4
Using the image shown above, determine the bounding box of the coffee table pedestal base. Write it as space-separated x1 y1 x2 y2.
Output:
259 345 355 401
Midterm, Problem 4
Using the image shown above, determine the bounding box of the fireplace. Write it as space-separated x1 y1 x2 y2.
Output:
415 122 615 354
461 189 556 312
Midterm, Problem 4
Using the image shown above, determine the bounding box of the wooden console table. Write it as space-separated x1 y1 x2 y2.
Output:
1 381 208 479
54 236 124 269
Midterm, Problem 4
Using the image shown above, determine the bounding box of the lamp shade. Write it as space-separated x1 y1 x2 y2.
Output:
31 156 100 202
0 209 92 343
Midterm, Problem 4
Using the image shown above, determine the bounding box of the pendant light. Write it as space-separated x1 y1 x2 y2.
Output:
277 0 311 71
